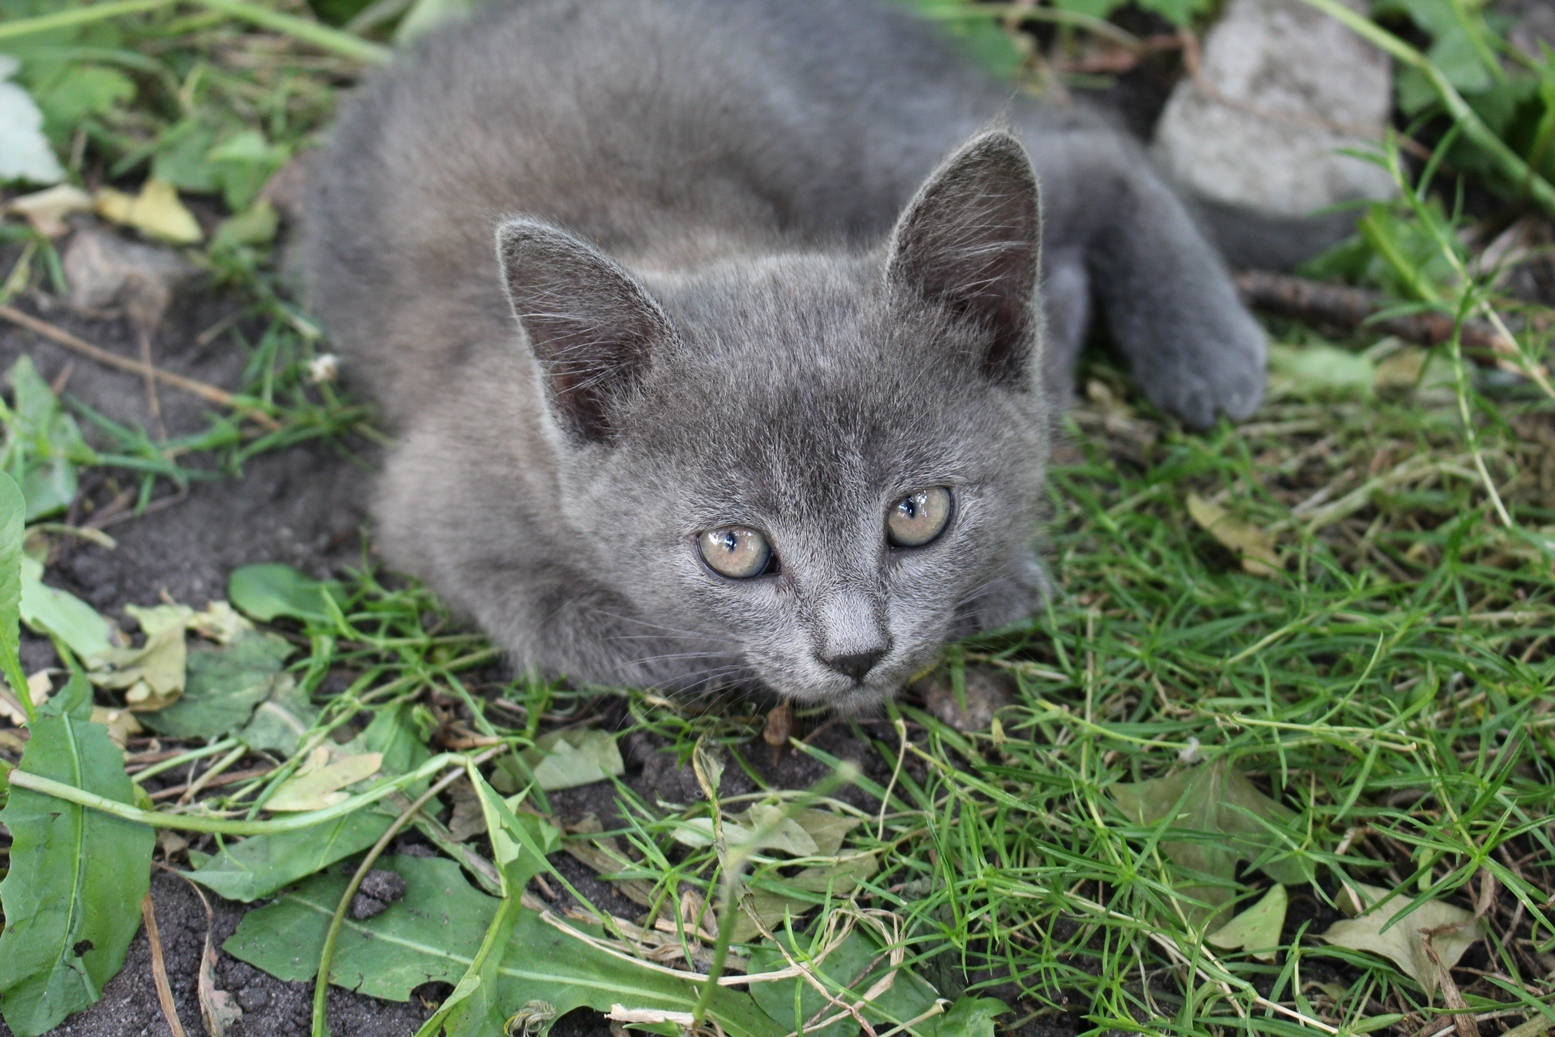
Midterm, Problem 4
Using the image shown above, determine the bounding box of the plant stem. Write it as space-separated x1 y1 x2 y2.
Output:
8 750 473 835
192 0 392 62
131 737 241 784
311 755 492 1037
1295 0 1555 218
0 0 172 42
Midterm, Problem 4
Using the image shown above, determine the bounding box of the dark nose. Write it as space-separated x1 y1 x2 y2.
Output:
820 648 886 682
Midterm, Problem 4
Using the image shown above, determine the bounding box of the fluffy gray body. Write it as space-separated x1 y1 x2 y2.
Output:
305 0 1266 708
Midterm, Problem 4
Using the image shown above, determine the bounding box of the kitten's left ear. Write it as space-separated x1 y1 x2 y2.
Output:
885 131 1042 383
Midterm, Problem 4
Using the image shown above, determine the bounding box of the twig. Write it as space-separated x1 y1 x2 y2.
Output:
140 892 189 1037
1234 270 1526 363
0 305 281 431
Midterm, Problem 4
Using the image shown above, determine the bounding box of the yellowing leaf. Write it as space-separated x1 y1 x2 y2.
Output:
266 748 383 812
89 705 143 749
1187 493 1282 577
5 184 92 238
89 624 186 712
189 601 253 644
125 602 195 637
0 670 49 726
94 179 202 244
1318 882 1485 994
1206 884 1287 961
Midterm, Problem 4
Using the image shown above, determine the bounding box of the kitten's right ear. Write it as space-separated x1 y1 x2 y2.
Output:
497 218 675 442
885 131 1042 384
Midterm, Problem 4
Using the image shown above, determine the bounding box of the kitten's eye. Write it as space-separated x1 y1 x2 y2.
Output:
887 487 952 547
698 527 775 579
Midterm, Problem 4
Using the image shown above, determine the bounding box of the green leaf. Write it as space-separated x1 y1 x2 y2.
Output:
228 855 783 1037
522 728 625 791
1134 0 1213 27
138 631 294 739
228 563 342 624
0 470 31 719
0 669 154 1036
917 997 1008 1037
3 356 97 521
20 554 113 662
188 810 393 902
224 855 496 998
748 928 940 1037
1206 884 1288 961
1110 759 1312 923
236 673 319 755
28 63 133 148
1268 342 1376 399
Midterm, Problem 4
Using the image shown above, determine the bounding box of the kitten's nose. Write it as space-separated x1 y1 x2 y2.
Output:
820 648 886 682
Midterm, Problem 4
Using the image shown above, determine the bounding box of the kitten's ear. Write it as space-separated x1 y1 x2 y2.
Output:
497 218 675 442
885 131 1042 383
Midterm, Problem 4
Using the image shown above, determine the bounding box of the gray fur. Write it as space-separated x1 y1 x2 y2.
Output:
304 0 1266 707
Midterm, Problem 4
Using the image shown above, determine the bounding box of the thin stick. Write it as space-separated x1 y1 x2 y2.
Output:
311 750 502 1037
136 326 166 440
140 893 189 1037
0 305 281 431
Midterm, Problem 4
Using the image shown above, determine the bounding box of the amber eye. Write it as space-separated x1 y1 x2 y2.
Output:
887 487 952 547
698 527 775 579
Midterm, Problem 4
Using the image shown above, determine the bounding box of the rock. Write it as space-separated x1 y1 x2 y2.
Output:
1152 0 1396 220
63 226 199 328
914 666 1014 733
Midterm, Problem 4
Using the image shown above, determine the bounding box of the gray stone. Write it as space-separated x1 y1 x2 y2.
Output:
1151 0 1396 218
63 226 198 328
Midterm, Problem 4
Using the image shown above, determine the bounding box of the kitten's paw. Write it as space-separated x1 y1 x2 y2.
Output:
1132 308 1267 429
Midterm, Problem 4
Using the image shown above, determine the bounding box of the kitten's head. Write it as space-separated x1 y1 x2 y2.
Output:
498 132 1051 710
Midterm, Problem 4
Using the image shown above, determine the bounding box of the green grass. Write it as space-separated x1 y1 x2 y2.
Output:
3 0 1555 1035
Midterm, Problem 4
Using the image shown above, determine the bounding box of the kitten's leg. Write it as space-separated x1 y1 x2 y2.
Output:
1039 245 1090 406
1022 124 1267 428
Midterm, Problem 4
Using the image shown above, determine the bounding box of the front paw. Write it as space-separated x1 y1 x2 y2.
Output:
1132 306 1267 428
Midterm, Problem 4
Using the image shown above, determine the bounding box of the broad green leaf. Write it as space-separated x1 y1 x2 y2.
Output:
228 854 783 1037
1110 759 1312 923
1317 882 1485 994
191 707 435 900
20 554 113 662
224 855 496 998
4 356 97 521
0 669 154 1037
917 997 1008 1037
523 728 624 791
228 563 342 624
1206 884 1288 961
138 631 293 740
748 928 940 1037
188 810 393 902
0 470 30 718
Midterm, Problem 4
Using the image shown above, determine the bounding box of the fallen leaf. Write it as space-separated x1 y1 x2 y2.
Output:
790 808 860 858
126 602 195 637
139 630 292 740
0 56 65 185
20 554 116 662
1318 882 1485 994
763 700 792 748
89 623 186 712
1111 759 1311 924
212 198 278 250
0 670 48 727
89 706 143 749
264 748 383 812
522 728 624 791
5 184 92 237
93 179 202 244
1268 341 1374 399
1206 884 1287 961
189 601 252 644
1186 493 1282 577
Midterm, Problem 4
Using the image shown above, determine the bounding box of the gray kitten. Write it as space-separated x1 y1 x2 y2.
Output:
305 0 1266 709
